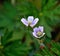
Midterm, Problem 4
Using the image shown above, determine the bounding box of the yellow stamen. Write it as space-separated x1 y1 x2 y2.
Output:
37 31 42 36
28 21 32 25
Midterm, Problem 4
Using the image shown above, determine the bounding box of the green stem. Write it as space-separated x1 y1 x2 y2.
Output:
0 36 1 45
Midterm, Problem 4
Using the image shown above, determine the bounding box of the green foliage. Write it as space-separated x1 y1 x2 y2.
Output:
0 2 17 31
0 29 31 56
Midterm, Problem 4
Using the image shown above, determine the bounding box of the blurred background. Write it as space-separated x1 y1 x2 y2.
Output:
0 0 60 56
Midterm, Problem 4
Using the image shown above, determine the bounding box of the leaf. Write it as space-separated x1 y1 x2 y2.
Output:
43 0 57 10
0 2 17 31
1 30 13 46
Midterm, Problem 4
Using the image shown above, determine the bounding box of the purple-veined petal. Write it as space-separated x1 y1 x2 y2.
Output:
21 18 28 26
33 27 38 32
28 16 34 22
39 26 44 32
32 32 38 38
30 18 39 27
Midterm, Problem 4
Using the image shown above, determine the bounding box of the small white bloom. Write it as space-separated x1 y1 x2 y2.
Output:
32 26 45 38
21 16 39 27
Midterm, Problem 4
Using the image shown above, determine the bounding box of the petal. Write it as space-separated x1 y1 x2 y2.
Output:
21 18 28 26
28 16 34 22
39 26 44 32
33 27 38 32
32 32 38 38
30 18 39 27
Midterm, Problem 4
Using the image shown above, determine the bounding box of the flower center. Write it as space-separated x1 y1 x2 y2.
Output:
28 21 32 25
37 31 42 36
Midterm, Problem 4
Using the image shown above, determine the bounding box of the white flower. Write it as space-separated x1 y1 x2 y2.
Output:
32 26 45 38
21 16 39 27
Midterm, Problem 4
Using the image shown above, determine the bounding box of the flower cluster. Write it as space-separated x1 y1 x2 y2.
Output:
21 16 45 38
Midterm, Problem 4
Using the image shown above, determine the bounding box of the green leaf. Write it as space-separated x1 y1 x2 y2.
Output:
1 30 13 46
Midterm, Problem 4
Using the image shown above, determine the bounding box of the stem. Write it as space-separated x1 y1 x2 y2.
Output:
0 36 1 45
29 31 40 50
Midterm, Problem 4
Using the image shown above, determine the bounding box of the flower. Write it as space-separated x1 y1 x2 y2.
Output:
21 16 39 27
32 26 45 38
